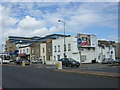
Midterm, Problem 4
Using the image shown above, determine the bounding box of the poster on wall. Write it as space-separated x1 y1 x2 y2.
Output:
77 33 97 47
77 34 91 47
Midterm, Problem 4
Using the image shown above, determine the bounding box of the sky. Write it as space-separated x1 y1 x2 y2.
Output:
0 0 119 52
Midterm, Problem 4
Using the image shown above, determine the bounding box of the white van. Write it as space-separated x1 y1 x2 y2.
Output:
3 59 10 64
2 57 10 64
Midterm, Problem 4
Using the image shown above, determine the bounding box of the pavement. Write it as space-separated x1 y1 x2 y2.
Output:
2 62 120 78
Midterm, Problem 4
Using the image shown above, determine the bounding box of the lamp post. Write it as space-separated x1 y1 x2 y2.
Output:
1 43 4 65
58 20 66 58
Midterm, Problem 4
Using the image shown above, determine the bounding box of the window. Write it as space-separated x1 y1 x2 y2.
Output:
48 57 50 61
98 55 100 59
68 44 71 51
57 55 60 61
54 46 57 52
43 56 45 60
81 55 86 62
102 55 105 59
43 48 44 53
27 48 28 53
58 45 60 52
23 49 25 53
54 56 56 61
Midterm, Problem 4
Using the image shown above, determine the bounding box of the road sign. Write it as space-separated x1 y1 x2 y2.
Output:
77 38 82 47
77 38 82 44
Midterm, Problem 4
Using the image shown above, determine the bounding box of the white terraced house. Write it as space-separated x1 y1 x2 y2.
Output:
52 34 115 63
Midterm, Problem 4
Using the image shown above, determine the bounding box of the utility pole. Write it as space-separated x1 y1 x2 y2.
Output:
1 43 4 65
77 36 82 67
58 20 66 58
78 47 82 67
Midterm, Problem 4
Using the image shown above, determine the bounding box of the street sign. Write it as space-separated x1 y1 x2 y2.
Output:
77 38 82 44
77 38 82 48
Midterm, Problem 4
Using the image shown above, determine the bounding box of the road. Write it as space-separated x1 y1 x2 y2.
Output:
29 63 120 73
2 65 119 88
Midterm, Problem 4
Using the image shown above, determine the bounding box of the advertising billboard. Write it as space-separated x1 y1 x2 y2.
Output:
77 33 97 47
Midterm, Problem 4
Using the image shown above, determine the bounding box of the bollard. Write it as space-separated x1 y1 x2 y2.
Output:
58 61 62 69
22 61 25 66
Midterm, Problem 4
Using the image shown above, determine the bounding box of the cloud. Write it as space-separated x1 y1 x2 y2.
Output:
18 16 44 30
0 2 118 46
0 5 19 33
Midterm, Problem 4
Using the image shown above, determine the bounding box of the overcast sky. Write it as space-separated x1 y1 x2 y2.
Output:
0 0 119 52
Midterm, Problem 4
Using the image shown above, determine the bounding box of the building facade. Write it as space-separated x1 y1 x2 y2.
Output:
52 36 116 63
5 34 116 63
16 44 31 60
96 40 116 63
30 39 53 63
52 36 97 63
30 42 42 62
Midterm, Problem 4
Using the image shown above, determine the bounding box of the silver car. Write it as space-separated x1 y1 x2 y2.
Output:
32 59 42 64
102 58 115 64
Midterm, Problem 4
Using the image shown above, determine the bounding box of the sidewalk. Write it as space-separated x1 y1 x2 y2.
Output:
54 69 120 78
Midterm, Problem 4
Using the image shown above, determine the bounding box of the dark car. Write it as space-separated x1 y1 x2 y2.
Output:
16 59 30 65
115 59 120 63
59 58 80 67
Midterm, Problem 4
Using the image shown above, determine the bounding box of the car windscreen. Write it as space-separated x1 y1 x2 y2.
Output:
68 58 76 62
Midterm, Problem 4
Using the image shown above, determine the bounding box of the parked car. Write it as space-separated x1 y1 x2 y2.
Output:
15 59 30 65
0 57 11 64
32 59 42 64
101 58 115 64
115 59 120 63
37 59 42 63
59 58 80 67
2 59 10 64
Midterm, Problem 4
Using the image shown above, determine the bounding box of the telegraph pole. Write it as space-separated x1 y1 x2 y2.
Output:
1 43 4 65
77 36 82 67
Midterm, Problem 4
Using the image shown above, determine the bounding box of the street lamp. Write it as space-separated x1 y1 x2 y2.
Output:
58 20 66 58
1 43 4 65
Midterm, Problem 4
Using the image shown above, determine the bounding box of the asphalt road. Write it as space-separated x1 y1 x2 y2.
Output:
2 65 119 88
29 63 120 73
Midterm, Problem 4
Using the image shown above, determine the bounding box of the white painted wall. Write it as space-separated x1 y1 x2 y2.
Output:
52 36 97 63
16 44 30 54
52 36 115 63
96 45 115 63
19 47 30 54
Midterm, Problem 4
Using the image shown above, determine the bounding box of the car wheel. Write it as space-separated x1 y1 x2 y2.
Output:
76 65 79 67
66 64 68 67
69 64 72 67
